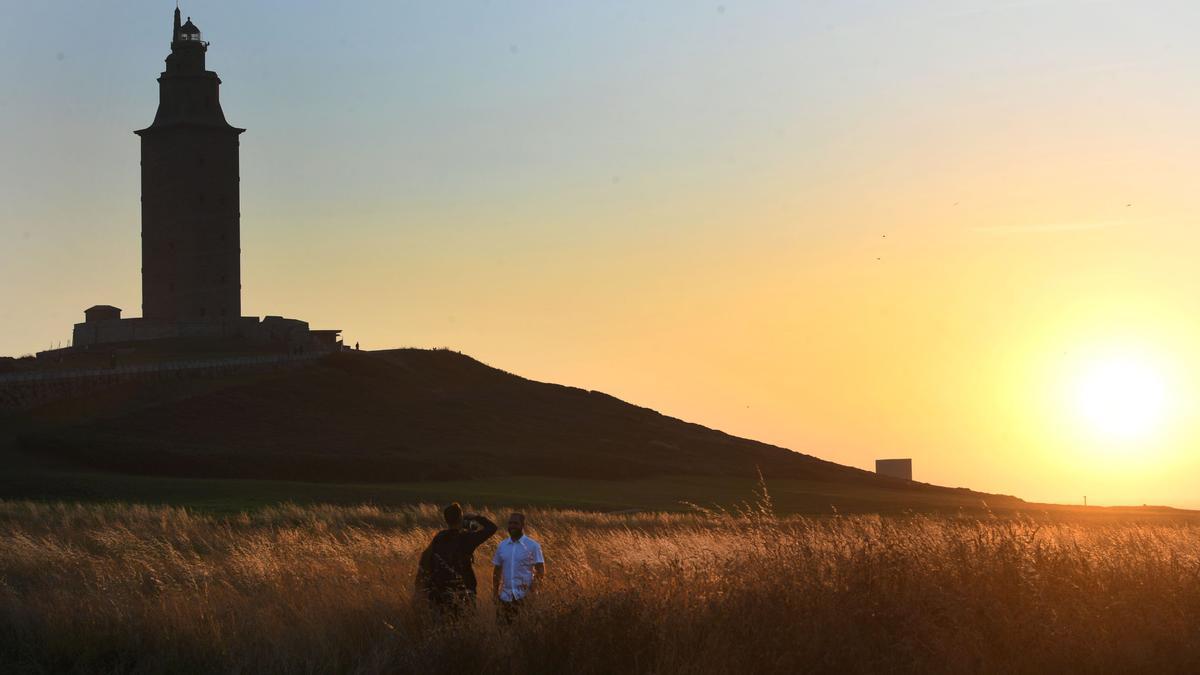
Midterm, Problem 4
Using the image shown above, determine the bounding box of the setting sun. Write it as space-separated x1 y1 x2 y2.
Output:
1070 352 1171 443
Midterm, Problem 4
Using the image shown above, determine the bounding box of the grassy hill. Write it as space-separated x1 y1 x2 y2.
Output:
4 348 1027 512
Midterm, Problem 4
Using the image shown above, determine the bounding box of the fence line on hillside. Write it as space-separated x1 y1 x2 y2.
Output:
0 352 324 385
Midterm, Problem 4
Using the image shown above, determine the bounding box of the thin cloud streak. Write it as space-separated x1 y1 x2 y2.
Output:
971 220 1129 235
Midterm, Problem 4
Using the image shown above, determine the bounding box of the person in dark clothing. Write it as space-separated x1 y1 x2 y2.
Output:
416 503 497 617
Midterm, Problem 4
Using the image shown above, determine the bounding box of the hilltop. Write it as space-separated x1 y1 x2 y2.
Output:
5 348 1026 512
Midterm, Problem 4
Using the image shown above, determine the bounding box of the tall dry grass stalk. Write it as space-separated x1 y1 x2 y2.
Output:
2 498 1200 673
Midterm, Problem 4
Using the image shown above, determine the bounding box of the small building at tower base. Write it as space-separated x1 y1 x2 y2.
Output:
875 458 913 481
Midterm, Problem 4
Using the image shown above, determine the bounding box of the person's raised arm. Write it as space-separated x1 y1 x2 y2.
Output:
464 513 498 548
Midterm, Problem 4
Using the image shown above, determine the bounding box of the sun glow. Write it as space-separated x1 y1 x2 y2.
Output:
1069 352 1172 443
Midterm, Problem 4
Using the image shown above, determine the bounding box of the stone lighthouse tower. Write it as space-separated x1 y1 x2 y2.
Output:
135 8 243 322
58 9 343 354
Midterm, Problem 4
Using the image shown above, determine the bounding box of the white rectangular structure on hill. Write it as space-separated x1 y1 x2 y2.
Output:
875 458 912 481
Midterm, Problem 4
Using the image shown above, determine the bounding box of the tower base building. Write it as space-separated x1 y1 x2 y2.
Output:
875 458 913 481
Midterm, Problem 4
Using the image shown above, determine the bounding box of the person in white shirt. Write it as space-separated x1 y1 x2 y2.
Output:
491 512 545 623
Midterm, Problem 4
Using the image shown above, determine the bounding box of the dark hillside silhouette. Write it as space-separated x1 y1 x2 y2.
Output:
18 349 1018 507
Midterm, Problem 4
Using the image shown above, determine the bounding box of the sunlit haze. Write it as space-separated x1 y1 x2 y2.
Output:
3 1 1200 507
1069 348 1171 443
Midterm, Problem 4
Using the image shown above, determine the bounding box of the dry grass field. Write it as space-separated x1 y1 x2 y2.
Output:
2 493 1200 674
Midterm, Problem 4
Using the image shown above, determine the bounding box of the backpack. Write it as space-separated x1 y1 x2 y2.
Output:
426 530 473 593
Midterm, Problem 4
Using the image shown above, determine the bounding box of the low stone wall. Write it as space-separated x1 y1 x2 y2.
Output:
71 316 315 350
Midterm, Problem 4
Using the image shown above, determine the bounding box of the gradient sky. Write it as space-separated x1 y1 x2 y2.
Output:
4 1 1200 507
